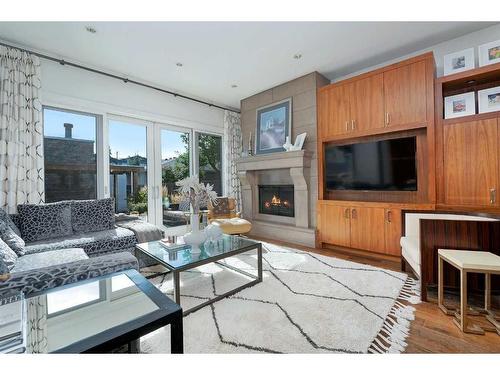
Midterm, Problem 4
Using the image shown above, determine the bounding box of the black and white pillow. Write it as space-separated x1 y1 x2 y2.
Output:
71 198 115 233
0 210 25 256
0 236 17 272
18 202 73 242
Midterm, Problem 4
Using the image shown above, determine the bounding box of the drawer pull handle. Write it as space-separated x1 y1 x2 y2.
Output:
490 188 497 204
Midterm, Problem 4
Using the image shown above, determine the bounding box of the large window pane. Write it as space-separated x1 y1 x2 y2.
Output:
161 129 190 228
109 120 148 220
198 133 222 196
43 108 98 202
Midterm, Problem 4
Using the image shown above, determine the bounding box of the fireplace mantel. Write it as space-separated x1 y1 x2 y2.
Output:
235 150 312 171
235 150 315 247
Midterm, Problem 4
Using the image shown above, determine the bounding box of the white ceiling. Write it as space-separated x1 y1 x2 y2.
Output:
0 22 496 109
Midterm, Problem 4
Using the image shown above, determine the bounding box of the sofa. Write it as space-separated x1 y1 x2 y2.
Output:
400 212 498 279
0 198 161 300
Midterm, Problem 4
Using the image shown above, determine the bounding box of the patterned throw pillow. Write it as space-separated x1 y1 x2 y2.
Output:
0 236 18 272
0 220 25 256
71 198 115 233
0 208 22 237
212 197 230 216
18 202 73 242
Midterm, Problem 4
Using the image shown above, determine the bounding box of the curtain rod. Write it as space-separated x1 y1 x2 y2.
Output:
0 41 240 114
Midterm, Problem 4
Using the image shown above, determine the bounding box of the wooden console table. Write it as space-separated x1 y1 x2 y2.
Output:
438 249 500 335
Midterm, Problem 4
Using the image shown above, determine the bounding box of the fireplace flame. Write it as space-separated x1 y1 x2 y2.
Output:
271 195 281 205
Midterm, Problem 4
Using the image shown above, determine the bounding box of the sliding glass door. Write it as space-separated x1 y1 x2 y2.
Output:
157 126 191 234
195 132 223 196
108 117 152 221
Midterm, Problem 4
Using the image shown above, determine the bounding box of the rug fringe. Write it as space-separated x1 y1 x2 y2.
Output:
368 276 420 354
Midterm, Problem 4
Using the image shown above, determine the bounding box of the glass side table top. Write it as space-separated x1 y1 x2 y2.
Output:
136 234 261 270
0 271 161 353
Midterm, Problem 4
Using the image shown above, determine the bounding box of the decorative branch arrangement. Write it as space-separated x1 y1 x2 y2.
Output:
175 175 218 213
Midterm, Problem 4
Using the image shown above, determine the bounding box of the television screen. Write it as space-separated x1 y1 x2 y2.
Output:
325 137 417 191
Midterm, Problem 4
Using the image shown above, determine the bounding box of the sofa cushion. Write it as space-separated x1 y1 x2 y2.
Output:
71 198 115 233
0 218 25 256
0 208 22 237
0 237 17 272
18 201 73 242
25 227 136 257
11 248 88 273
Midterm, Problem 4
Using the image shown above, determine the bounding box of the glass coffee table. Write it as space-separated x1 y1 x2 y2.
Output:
135 235 263 316
0 269 183 353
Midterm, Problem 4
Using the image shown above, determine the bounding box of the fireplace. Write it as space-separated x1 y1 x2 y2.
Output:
258 185 294 217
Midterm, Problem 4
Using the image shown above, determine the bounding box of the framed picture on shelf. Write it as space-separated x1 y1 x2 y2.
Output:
478 86 500 114
255 98 292 154
479 40 500 67
443 48 475 75
444 92 476 119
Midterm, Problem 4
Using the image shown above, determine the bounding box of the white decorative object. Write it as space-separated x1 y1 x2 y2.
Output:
283 136 293 151
444 92 476 119
176 175 218 247
290 132 307 151
443 48 475 76
204 224 223 243
478 86 500 114
479 39 500 67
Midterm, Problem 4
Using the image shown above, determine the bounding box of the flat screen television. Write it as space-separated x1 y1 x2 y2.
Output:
325 136 417 191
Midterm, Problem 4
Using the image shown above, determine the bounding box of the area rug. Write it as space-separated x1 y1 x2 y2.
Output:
140 241 420 354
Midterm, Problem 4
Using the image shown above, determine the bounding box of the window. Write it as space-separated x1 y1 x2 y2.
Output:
43 107 99 202
196 132 222 196
108 119 149 220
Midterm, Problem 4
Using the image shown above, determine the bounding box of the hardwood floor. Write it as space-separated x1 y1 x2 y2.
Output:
249 235 500 353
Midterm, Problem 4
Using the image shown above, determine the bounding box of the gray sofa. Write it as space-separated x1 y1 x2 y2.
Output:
0 198 162 300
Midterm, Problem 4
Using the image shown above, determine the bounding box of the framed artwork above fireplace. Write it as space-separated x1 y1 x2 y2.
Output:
255 98 292 155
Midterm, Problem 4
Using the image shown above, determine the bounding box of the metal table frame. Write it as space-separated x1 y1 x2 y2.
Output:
136 240 263 316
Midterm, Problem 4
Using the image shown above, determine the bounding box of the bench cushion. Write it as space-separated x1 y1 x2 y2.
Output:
25 227 136 257
211 218 252 235
401 236 420 277
12 248 88 273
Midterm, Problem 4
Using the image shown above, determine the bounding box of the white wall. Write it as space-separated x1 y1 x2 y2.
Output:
41 59 224 132
334 23 500 81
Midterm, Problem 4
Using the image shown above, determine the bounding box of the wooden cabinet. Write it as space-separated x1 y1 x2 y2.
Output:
318 202 403 256
384 208 402 256
350 206 386 253
443 118 499 207
349 73 385 132
318 85 350 138
383 60 427 128
319 203 350 247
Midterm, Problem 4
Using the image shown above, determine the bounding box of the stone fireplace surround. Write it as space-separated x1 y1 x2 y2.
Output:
235 150 315 247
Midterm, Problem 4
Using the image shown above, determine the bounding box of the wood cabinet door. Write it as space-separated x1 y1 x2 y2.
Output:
319 204 351 247
321 84 350 138
443 119 499 207
383 60 427 128
349 73 385 132
350 207 386 253
384 208 402 256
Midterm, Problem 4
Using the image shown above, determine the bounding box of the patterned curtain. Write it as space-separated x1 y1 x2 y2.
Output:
0 46 44 213
223 110 242 210
26 295 48 353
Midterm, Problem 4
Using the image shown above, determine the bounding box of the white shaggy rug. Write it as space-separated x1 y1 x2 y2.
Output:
140 242 420 354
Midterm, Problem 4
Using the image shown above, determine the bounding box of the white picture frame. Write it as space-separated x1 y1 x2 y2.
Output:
478 40 500 67
444 92 476 119
443 48 475 76
478 86 500 114
290 132 307 151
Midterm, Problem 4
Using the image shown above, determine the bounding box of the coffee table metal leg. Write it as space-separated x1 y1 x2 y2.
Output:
170 312 184 354
257 243 263 282
173 270 181 306
460 269 467 332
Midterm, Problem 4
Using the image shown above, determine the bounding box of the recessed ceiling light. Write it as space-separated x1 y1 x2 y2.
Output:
293 53 302 60
466 80 476 84
231 84 238 88
85 26 97 34
176 62 183 67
